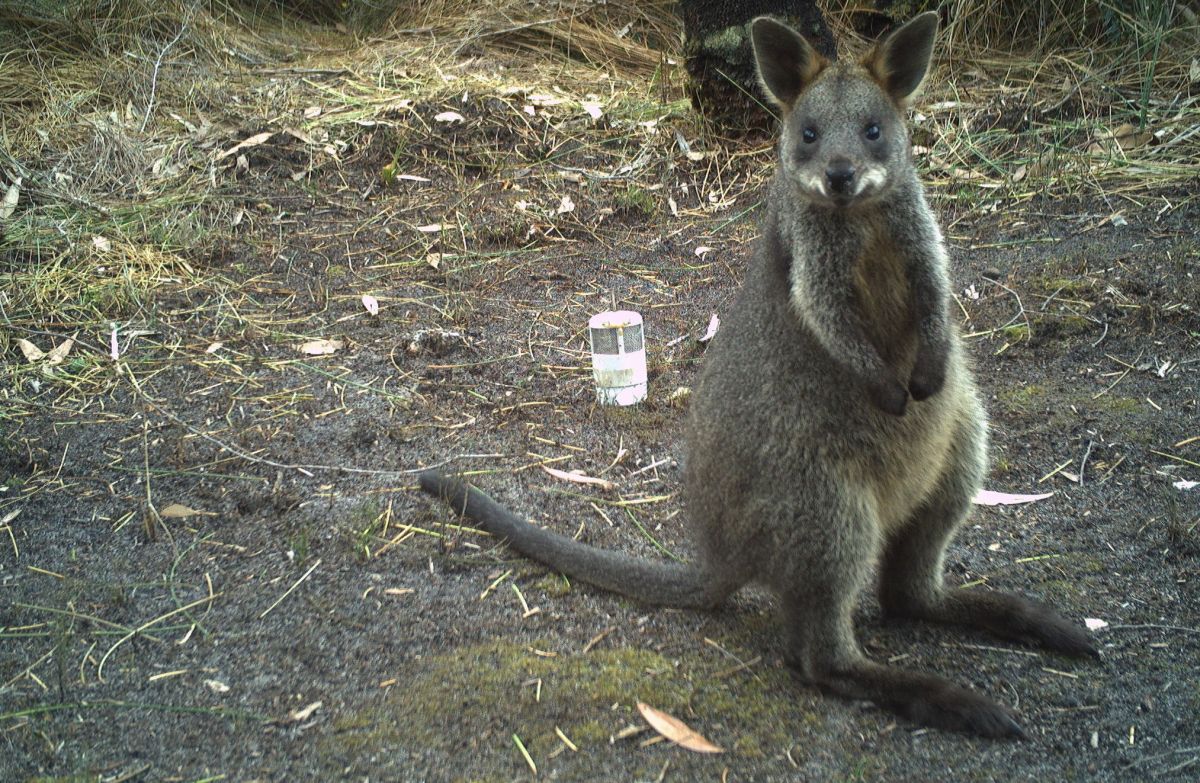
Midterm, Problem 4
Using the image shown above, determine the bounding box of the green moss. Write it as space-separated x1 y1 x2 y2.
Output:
1001 323 1030 341
1036 578 1085 602
733 732 765 758
566 719 609 745
1035 275 1095 295
613 185 657 217
535 573 572 598
597 402 672 433
997 384 1046 411
323 641 693 760
1093 396 1139 414
321 638 821 771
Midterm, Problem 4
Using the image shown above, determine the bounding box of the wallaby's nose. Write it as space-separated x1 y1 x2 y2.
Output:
826 159 856 195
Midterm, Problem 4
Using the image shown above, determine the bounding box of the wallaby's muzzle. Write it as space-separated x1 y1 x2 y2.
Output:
825 157 856 196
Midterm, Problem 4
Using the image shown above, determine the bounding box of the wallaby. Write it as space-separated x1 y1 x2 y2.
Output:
420 12 1096 738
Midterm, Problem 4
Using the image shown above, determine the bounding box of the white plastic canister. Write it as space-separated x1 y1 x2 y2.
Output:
588 310 647 406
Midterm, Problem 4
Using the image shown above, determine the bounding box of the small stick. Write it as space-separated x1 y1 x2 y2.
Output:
259 559 320 619
512 733 537 775
98 592 221 681
1039 459 1073 483
1079 439 1094 485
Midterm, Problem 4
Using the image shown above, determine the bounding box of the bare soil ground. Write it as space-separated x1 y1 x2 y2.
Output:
2 8 1199 782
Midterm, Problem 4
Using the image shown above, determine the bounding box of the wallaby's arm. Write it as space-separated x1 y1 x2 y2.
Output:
782 214 909 416
891 182 952 400
418 471 724 609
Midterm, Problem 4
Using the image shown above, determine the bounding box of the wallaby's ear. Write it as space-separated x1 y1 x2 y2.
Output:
750 16 828 109
864 11 938 103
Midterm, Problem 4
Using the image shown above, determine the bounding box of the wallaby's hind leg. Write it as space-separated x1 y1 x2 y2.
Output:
878 414 1098 658
776 499 1023 738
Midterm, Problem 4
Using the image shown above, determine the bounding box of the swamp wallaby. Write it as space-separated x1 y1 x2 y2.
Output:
420 12 1096 738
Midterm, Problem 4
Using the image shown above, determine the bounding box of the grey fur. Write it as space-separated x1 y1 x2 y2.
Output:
420 13 1095 738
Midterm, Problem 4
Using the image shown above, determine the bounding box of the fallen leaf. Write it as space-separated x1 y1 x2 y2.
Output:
1111 122 1154 150
972 489 1053 506
556 195 575 214
45 339 73 365
92 235 112 253
397 174 431 182
582 101 603 120
425 253 442 269
284 127 317 146
361 294 379 316
694 246 713 257
216 131 274 160
303 105 322 119
434 111 465 124
698 314 720 343
417 223 444 233
542 465 616 491
667 386 691 406
1085 618 1109 631
290 701 322 722
1174 479 1198 490
0 177 20 220
160 503 211 518
205 341 224 354
637 703 723 754
298 339 344 356
205 679 230 693
16 339 45 362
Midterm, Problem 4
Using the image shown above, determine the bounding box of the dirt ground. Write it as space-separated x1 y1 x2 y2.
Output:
3 11 1200 783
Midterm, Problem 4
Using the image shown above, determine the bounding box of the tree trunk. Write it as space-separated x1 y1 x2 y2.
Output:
680 0 835 130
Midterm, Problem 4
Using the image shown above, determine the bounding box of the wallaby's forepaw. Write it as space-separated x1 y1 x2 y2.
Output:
904 682 1026 739
908 346 947 401
869 378 909 416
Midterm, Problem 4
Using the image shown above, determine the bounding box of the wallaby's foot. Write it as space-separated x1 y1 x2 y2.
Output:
884 588 1099 659
869 377 909 416
896 677 1025 738
795 657 1025 739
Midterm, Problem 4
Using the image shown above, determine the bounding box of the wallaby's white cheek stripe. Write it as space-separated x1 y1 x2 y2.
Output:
854 167 888 197
803 174 827 197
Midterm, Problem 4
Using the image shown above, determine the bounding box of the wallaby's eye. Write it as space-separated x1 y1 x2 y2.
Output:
802 127 818 144
865 123 881 141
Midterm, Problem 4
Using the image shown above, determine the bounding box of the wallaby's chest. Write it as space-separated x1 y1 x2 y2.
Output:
851 230 917 365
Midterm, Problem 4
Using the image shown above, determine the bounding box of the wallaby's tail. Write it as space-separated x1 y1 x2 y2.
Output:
418 470 725 610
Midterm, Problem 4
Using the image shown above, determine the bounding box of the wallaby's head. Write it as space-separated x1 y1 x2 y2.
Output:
750 13 938 209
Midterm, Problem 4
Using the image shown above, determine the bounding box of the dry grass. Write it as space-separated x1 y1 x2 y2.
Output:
1 0 1197 414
